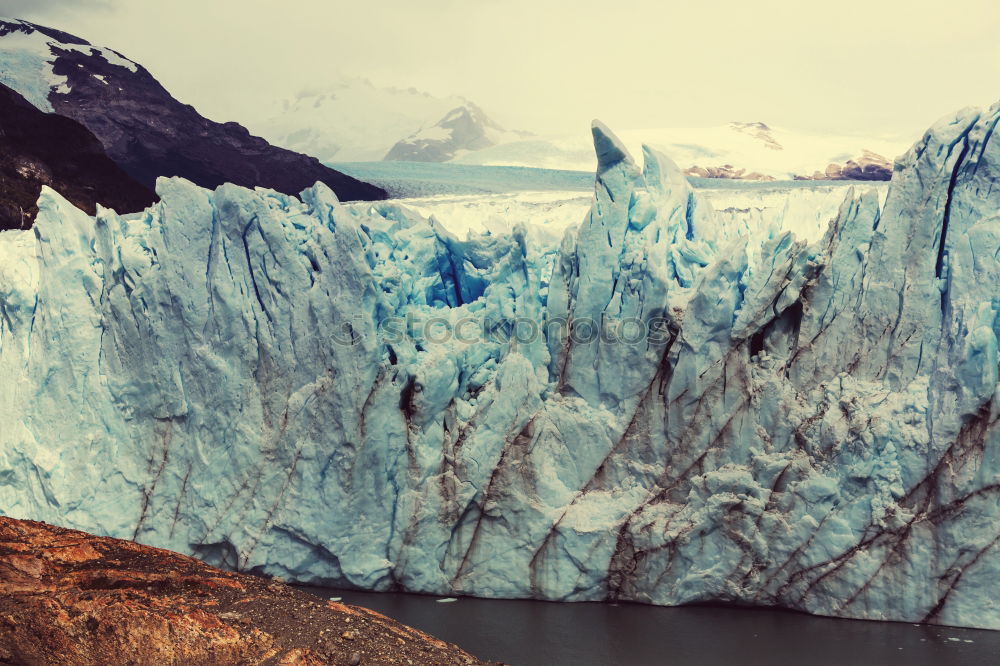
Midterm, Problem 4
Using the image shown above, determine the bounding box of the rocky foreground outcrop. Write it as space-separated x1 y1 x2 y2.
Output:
0 517 493 665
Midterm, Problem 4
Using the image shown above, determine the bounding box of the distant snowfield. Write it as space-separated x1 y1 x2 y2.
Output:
339 161 888 243
452 123 912 179
249 78 468 162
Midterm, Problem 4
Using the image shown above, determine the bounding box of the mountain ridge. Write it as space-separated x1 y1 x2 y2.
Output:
251 77 474 163
384 101 526 162
0 18 386 202
252 72 904 181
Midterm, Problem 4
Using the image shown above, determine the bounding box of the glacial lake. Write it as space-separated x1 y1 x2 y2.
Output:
301 587 1000 665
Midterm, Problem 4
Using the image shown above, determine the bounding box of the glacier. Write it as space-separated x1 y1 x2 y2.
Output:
0 109 998 630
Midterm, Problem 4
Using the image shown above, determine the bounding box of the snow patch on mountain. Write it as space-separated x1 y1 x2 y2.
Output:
0 18 136 112
0 22 66 111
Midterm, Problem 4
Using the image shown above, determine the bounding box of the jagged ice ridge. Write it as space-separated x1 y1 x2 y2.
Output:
0 109 998 629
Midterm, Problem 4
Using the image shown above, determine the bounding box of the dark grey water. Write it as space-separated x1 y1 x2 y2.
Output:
300 587 999 666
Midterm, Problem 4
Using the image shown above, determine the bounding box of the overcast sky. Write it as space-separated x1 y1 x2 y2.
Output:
9 0 1000 139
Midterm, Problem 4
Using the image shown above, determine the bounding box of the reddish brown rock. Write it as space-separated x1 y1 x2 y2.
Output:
684 164 776 181
0 517 497 665
806 150 894 181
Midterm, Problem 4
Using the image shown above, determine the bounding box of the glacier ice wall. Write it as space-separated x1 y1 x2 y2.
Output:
0 111 998 629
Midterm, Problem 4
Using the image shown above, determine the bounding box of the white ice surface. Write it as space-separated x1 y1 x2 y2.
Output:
358 182 886 246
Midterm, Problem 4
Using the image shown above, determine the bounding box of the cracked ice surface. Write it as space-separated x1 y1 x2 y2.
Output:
0 110 997 629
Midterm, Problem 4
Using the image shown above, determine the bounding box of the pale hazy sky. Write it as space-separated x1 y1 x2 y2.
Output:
9 0 1000 139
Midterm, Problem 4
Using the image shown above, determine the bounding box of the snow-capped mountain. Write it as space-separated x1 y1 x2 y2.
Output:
250 78 526 163
384 102 526 162
250 78 472 162
251 76 900 181
2 100 997 631
0 81 154 230
455 121 907 180
0 18 385 201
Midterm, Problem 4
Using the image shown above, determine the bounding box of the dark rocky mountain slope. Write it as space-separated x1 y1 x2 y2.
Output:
0 18 386 202
0 81 155 230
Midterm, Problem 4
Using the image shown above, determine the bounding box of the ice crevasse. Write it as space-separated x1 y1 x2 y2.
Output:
0 108 998 629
